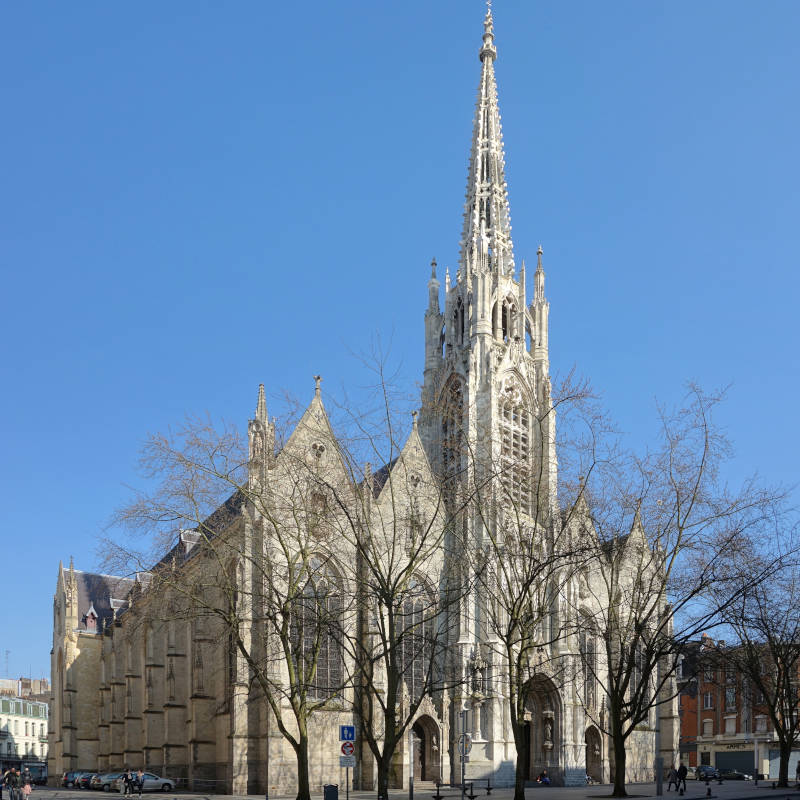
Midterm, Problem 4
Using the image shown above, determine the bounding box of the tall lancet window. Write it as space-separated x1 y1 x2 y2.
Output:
454 298 465 346
442 377 464 504
290 557 343 700
500 391 533 516
399 578 434 703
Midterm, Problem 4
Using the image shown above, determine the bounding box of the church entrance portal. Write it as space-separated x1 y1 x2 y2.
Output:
520 675 561 783
411 715 440 782
585 726 602 784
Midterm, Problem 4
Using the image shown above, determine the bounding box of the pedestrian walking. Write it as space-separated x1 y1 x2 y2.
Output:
122 770 133 797
677 763 688 792
8 769 21 800
21 773 31 800
667 767 678 791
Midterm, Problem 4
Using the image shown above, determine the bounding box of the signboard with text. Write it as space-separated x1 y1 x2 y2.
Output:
340 755 356 768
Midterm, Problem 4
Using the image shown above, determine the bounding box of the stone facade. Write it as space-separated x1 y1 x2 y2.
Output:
49 6 678 795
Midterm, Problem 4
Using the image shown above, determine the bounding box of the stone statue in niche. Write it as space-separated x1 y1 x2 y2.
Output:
251 429 264 462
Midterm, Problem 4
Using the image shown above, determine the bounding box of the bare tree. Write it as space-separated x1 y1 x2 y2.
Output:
314 361 471 800
462 374 600 800
105 368 474 800
106 398 362 800
712 535 800 787
570 386 786 797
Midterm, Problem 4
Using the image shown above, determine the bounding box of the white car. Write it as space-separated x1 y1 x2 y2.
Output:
112 774 175 793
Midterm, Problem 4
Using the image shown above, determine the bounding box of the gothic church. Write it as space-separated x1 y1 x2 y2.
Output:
49 6 677 794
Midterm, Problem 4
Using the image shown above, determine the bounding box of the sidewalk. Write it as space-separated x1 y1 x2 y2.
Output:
36 781 800 800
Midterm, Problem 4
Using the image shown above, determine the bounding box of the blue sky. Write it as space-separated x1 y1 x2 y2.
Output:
1 1 798 680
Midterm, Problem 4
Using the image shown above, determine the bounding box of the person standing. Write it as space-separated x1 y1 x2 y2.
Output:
21 772 31 800
677 764 688 792
667 767 678 791
8 769 21 800
135 770 144 799
122 770 133 797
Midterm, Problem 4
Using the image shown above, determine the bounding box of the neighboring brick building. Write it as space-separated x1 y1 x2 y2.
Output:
677 650 699 769
681 634 800 779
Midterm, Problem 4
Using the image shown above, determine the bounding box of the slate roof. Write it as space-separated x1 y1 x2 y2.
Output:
69 491 244 631
73 570 135 630
367 459 398 499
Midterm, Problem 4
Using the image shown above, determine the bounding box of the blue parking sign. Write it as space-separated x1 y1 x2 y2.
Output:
340 725 356 741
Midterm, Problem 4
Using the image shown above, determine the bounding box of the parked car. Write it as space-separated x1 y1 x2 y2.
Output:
91 773 124 792
63 771 88 788
718 768 752 781
79 773 98 789
694 765 719 780
112 774 175 793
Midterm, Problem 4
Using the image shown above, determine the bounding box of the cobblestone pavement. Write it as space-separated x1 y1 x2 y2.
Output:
35 780 800 800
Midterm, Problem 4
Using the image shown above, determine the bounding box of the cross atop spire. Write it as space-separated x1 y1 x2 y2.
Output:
459 2 513 277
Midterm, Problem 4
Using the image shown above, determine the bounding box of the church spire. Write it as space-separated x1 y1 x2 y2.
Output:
460 2 514 278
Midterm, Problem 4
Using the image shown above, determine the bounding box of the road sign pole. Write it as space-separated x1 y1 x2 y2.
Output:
409 727 414 800
347 766 350 800
460 709 467 800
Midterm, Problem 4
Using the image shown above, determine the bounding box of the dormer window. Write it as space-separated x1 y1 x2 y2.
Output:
85 604 98 632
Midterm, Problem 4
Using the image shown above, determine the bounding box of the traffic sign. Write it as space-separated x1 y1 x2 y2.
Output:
340 755 356 768
340 725 356 741
341 741 355 756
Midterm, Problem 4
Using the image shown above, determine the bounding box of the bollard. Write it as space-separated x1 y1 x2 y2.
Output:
706 786 711 798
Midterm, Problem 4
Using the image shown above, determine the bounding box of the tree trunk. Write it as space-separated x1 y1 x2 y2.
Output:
295 730 312 800
510 718 527 800
513 748 527 800
376 752 392 800
776 739 791 788
611 726 628 797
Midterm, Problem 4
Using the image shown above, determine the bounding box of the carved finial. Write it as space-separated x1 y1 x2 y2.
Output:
313 375 322 396
430 257 437 278
537 245 543 267
255 383 267 423
411 410 418 430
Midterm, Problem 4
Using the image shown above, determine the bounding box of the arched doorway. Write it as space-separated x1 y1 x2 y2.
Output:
520 675 562 783
585 726 602 783
411 715 441 782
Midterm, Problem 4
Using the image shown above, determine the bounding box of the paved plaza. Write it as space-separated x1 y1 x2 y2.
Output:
35 780 800 800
